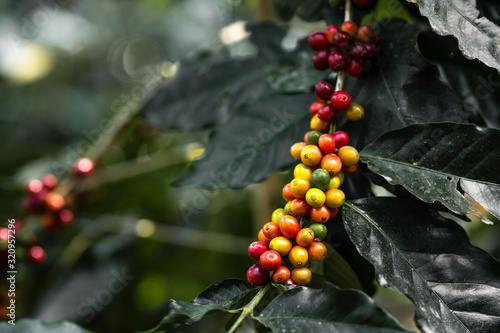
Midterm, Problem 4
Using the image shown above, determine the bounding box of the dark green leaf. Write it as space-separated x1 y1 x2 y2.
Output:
340 19 472 151
405 0 500 71
360 122 500 224
173 92 311 188
267 40 330 93
343 198 500 333
322 242 363 290
141 279 256 332
257 282 411 332
0 319 92 333
140 22 288 131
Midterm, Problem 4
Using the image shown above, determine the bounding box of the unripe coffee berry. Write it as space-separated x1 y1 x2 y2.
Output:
288 198 311 217
288 246 309 267
307 242 328 262
291 267 312 286
263 222 282 239
344 102 365 121
300 145 323 167
279 215 300 239
290 142 306 160
337 146 360 166
258 229 272 246
307 130 322 145
271 208 288 224
341 21 357 38
357 24 374 43
296 228 315 247
305 188 326 207
309 223 328 240
294 163 312 179
310 168 330 190
325 189 345 208
310 114 330 132
310 205 331 223
320 154 342 175
270 236 293 256
290 177 311 198
282 183 295 201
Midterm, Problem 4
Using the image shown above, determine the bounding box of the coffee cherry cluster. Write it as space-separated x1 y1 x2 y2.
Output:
309 22 380 76
4 157 95 265
246 80 363 287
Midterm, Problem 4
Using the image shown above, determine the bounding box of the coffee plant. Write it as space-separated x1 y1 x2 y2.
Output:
2 0 500 332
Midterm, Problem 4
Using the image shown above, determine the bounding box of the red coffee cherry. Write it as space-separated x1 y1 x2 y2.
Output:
258 229 272 246
288 198 311 217
27 246 46 264
45 192 65 212
247 264 269 286
248 241 269 261
318 134 336 154
320 154 342 176
330 91 351 110
331 31 353 51
365 43 376 58
317 104 336 122
272 266 291 284
310 205 331 223
282 183 296 201
328 50 348 71
325 25 340 44
41 174 58 190
308 32 329 50
309 102 324 116
307 242 328 262
74 158 95 176
332 131 350 148
347 59 365 77
350 43 368 60
25 179 43 194
357 24 375 43
312 49 330 70
353 0 374 8
259 250 282 271
315 81 334 101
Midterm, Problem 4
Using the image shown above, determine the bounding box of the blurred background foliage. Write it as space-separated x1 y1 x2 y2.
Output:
0 0 499 332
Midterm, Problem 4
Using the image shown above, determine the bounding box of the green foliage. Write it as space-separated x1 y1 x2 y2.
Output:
0 319 92 333
343 198 500 332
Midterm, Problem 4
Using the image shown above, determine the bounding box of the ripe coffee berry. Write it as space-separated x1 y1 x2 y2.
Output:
282 183 295 201
350 43 368 60
325 25 339 44
291 267 312 285
307 242 328 262
41 174 58 190
331 31 353 51
247 264 269 286
263 222 282 239
310 205 331 223
328 50 348 71
309 102 323 116
365 43 376 58
318 134 336 154
341 21 358 38
27 246 46 264
279 215 300 239
330 91 351 110
272 266 291 284
332 131 350 148
74 158 94 176
248 241 268 261
289 198 311 217
45 192 65 212
288 246 309 267
296 228 315 247
337 146 360 166
315 81 334 101
259 250 282 271
357 24 374 43
317 104 336 122
347 59 365 77
344 102 365 121
329 207 339 218
310 114 330 132
26 179 43 194
308 32 329 50
312 49 329 70
270 236 293 256
320 154 342 175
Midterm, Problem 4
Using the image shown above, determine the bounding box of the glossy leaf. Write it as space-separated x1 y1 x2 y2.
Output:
140 22 288 131
0 319 92 333
323 241 363 290
405 0 500 71
343 198 500 333
340 19 472 152
174 92 311 188
141 279 256 332
360 122 500 224
257 282 411 332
